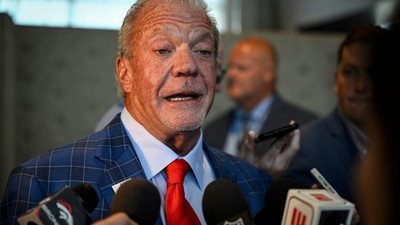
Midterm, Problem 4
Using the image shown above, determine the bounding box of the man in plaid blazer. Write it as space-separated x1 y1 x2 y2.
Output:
0 114 271 224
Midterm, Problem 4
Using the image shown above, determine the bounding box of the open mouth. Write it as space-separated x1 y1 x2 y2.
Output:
166 93 201 102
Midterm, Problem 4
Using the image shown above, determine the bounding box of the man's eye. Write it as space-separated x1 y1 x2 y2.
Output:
157 49 169 55
198 50 211 56
343 68 356 77
237 65 248 71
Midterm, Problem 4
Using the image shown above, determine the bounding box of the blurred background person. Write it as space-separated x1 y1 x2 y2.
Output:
203 37 318 167
356 6 400 225
283 24 387 224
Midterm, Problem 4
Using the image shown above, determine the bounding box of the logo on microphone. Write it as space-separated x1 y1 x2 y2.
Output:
290 207 307 225
222 217 245 225
310 193 332 201
284 197 313 225
56 199 74 225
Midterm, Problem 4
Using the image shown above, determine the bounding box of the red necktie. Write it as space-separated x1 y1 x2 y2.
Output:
165 159 201 225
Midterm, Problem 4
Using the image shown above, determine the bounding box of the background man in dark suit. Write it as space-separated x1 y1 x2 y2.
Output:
204 37 318 177
283 25 387 225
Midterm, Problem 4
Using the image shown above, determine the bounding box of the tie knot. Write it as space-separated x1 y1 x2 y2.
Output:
166 159 190 184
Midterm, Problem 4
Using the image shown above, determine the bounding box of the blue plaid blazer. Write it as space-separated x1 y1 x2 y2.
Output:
0 114 272 225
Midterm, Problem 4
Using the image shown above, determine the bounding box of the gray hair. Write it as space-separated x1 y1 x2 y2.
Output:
118 0 219 60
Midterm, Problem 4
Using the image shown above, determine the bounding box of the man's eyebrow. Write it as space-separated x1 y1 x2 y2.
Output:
192 32 213 44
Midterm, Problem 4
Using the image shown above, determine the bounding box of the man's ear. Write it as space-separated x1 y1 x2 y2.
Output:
116 57 133 93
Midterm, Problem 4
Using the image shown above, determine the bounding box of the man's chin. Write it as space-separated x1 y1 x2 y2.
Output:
162 116 204 132
170 123 202 132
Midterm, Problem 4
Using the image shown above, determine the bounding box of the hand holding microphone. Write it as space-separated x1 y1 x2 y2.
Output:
242 120 300 177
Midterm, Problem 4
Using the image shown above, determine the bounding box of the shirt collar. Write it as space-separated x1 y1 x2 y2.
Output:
120 107 205 188
251 94 275 122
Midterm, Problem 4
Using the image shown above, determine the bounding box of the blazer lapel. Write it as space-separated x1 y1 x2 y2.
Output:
327 108 360 164
203 143 238 181
93 116 147 209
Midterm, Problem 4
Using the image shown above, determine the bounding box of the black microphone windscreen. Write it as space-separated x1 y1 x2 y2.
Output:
71 183 99 213
110 178 161 225
17 183 98 225
202 178 251 225
254 177 307 225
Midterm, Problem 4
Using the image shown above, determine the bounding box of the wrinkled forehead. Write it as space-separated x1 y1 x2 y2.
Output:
136 4 214 38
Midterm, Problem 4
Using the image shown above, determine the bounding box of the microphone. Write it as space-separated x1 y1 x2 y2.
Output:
281 189 355 225
202 178 253 225
110 178 161 225
254 177 355 225
17 183 99 225
254 177 308 225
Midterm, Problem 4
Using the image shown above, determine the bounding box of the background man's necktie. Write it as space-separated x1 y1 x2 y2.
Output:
165 159 201 225
237 113 250 156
